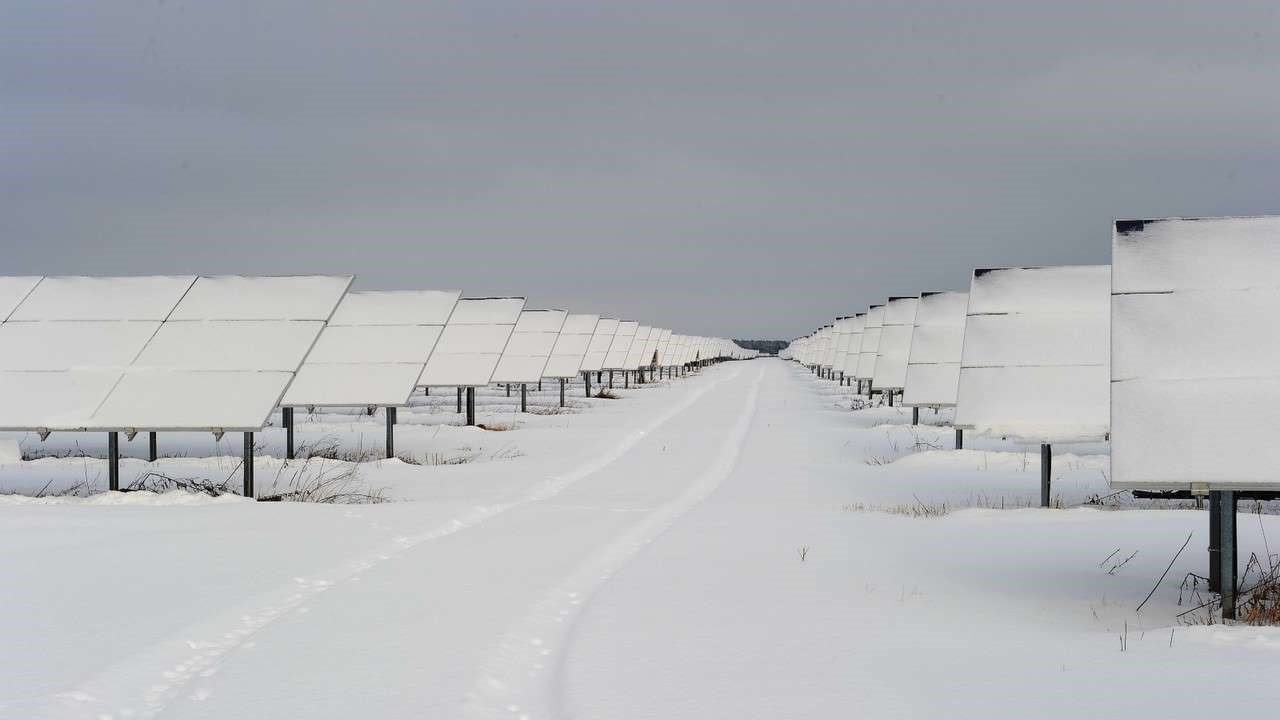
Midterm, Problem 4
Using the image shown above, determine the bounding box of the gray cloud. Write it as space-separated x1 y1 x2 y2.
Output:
4 1 1279 338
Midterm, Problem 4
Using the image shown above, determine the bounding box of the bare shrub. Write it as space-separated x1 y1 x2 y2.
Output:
259 458 386 504
593 389 620 400
128 471 234 496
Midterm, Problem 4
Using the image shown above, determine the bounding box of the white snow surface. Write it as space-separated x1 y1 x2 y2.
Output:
2 360 1277 719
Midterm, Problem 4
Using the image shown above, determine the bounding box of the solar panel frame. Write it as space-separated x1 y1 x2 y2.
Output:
0 274 353 432
622 326 653 370
872 297 919 392
281 289 461 407
954 265 1110 443
543 313 601 379
578 318 618 373
839 314 866 378
491 309 569 384
417 297 526 388
902 291 969 408
1111 216 1280 490
602 321 639 370
854 305 885 380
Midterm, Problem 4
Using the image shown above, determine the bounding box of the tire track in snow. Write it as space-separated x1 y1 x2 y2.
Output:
463 366 765 720
39 368 745 720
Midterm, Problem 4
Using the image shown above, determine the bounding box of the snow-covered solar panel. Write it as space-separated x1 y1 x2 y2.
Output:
418 297 526 387
854 305 885 380
0 276 42 320
8 275 196 321
840 314 865 378
873 297 919 392
1111 216 1280 490
666 334 685 366
603 321 639 370
543 313 600 378
641 327 663 368
902 291 969 407
831 317 854 376
817 325 835 369
0 275 196 430
623 326 654 369
92 275 351 431
492 309 569 384
579 318 618 373
281 290 461 407
654 329 674 366
954 265 1109 442
0 275 352 432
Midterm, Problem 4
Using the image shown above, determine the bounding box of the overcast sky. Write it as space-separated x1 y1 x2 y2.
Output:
4 1 1279 338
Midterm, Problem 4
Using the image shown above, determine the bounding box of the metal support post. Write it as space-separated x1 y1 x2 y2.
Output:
108 431 120 491
243 431 255 498
1219 491 1238 619
1040 443 1052 508
283 407 295 459
385 406 396 459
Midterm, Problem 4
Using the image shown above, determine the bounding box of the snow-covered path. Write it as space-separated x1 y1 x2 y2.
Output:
6 359 1280 719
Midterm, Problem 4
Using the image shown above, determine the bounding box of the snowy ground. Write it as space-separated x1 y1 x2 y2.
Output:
2 360 1279 719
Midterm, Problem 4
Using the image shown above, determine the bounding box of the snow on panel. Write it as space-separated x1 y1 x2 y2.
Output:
167 275 352 321
0 275 197 429
0 321 161 371
603 321 639 370
0 276 43 320
854 306 885 380
327 290 460 326
444 297 525 325
491 310 568 384
640 327 663 368
7 275 196 322
282 290 459 407
579 318 618 373
1112 216 1280 490
92 275 351 429
839 315 865 378
0 371 121 431
954 265 1110 442
91 371 295 432
417 298 526 387
296 325 446 366
544 313 600 378
817 325 835 369
654 329 674 366
902 292 968 407
831 317 854 376
872 297 918 391
622 327 654 369
281 364 425 409
132 321 323 371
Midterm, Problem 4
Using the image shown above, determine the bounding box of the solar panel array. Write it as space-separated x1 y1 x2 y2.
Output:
0 275 351 432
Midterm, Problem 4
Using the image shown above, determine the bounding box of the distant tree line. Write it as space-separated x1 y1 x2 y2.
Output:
733 339 789 355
